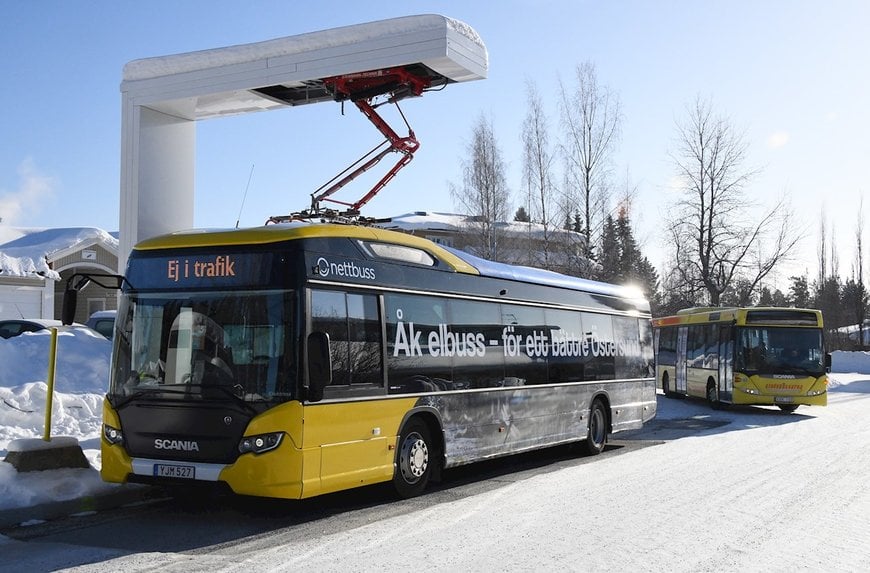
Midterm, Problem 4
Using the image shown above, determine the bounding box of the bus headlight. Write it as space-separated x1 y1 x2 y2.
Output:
103 424 124 445
239 432 283 455
807 389 826 396
734 374 760 394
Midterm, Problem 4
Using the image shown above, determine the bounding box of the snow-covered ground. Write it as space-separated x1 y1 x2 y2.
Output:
1 332 869 571
0 327 118 509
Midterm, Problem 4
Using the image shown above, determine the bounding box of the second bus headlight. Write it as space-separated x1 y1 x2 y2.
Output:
238 432 283 455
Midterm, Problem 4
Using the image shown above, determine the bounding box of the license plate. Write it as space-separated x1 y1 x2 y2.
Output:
775 396 794 404
154 464 195 479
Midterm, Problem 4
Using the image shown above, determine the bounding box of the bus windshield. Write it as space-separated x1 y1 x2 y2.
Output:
110 289 296 405
735 326 824 376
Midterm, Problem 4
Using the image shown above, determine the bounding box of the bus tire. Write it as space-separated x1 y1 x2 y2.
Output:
393 418 434 498
706 380 722 410
778 404 800 413
580 399 608 456
662 372 674 398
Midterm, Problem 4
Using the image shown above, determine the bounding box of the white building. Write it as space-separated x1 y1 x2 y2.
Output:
376 211 589 273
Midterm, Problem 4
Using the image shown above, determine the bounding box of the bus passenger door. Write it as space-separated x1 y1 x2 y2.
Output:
718 325 733 401
675 326 688 394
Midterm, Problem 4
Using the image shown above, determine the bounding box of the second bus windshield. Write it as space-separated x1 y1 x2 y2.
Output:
735 326 824 375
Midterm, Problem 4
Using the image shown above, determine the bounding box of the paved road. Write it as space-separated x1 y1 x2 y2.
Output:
0 399 724 571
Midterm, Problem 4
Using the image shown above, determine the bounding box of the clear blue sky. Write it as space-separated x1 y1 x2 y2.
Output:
1 1 867 285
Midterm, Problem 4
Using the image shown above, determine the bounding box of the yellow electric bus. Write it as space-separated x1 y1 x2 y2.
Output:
652 307 828 412
65 222 655 499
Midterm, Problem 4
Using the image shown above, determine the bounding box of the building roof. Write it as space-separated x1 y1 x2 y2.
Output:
377 211 586 243
0 227 118 280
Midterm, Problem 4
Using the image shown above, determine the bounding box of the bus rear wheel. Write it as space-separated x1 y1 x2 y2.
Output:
778 404 800 413
393 419 434 498
580 399 608 456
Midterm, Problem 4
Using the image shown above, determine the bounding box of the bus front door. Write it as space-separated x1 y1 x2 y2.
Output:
718 325 733 402
676 326 688 394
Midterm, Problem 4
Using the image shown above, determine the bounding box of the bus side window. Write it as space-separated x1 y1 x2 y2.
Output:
502 304 547 385
612 316 648 379
449 299 504 389
687 325 705 368
384 293 452 393
658 327 677 367
311 290 383 388
346 293 382 385
311 290 349 385
581 312 616 380
704 324 719 370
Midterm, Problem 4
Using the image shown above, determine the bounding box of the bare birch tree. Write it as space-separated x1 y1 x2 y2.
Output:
450 113 511 261
559 61 621 263
817 207 828 284
853 196 867 340
520 80 557 267
667 96 800 305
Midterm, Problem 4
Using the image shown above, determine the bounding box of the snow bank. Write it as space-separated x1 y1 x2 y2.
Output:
831 350 870 374
0 326 111 393
0 326 109 462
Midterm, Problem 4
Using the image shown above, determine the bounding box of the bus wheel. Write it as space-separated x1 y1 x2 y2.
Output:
706 381 722 411
580 399 608 456
662 373 673 398
394 419 433 498
778 404 800 413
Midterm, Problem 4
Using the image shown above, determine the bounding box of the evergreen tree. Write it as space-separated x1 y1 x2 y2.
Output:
514 206 530 222
771 289 788 306
595 210 659 306
788 275 811 308
757 287 787 306
720 278 755 307
841 278 868 328
812 276 844 330
596 215 620 282
615 211 659 302
616 212 659 296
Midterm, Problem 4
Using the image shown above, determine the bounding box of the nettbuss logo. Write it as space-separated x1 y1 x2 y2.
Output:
315 257 376 281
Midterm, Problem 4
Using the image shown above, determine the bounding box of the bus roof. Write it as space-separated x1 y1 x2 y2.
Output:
133 222 479 274
133 222 648 304
652 307 824 328
442 245 647 302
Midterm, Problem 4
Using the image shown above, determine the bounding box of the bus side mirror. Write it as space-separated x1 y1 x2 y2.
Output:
307 331 332 402
61 288 78 326
825 352 832 372
62 273 127 325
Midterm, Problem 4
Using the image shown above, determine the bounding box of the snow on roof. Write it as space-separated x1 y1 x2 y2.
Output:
0 227 118 280
377 211 467 232
0 226 26 245
123 14 487 82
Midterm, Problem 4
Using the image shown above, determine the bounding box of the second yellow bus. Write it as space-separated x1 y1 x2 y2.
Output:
653 307 828 412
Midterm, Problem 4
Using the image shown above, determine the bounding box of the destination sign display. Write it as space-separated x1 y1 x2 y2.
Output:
127 252 276 290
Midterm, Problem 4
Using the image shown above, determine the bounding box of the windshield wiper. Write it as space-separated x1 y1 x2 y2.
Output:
179 383 260 415
112 385 188 408
112 381 260 414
